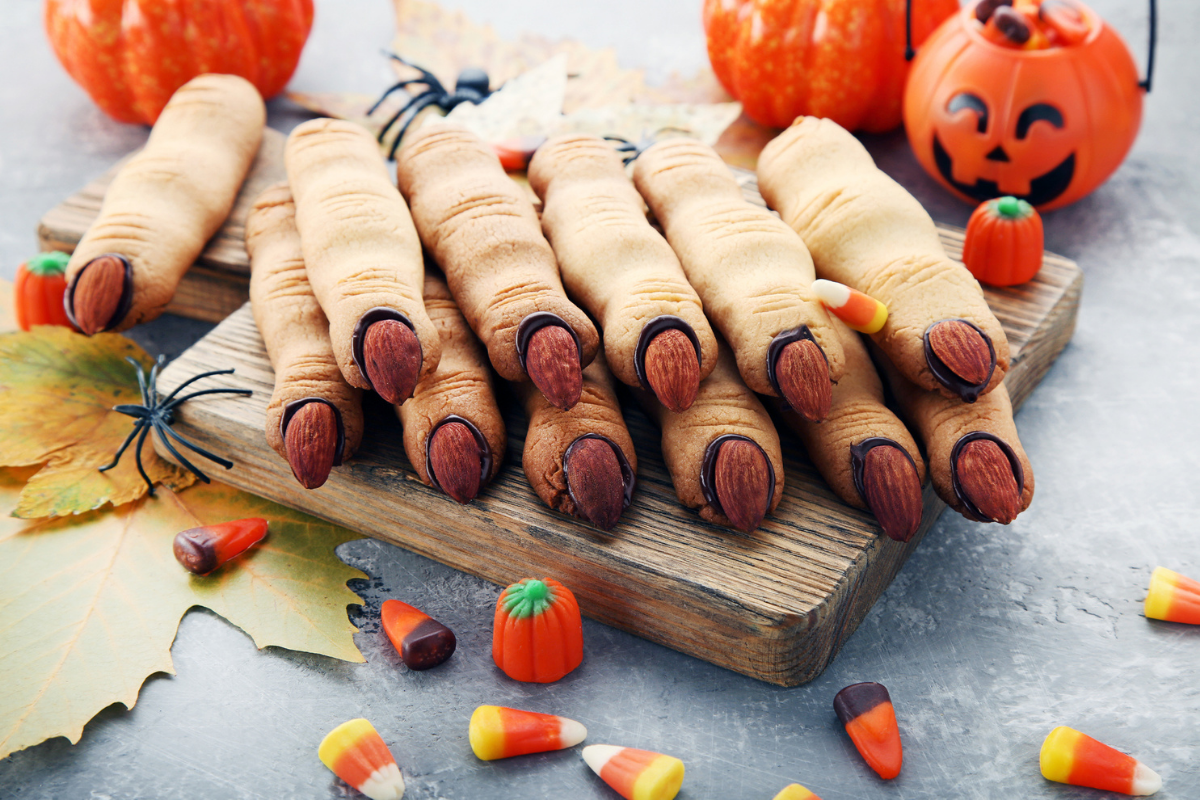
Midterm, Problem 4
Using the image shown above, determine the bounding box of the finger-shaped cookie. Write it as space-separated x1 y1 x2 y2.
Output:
398 273 506 504
396 123 600 411
527 133 719 412
285 118 441 405
66 74 264 334
640 344 784 533
518 353 636 530
874 349 1033 524
757 116 1011 403
247 183 364 490
779 318 925 542
632 137 843 423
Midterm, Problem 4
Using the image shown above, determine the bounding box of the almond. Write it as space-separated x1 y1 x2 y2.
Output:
428 421 482 504
72 254 128 335
861 444 924 542
564 436 626 530
643 328 700 412
927 320 993 387
362 319 422 404
774 338 832 422
713 438 772 532
954 438 1021 523
284 401 339 489
525 325 583 410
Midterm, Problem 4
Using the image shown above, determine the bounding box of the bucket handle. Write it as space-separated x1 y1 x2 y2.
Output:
905 0 1156 93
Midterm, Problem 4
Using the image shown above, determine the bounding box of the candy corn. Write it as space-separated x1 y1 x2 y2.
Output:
469 705 587 760
1040 726 1162 796
1144 566 1200 625
318 718 405 800
834 682 902 779
812 279 888 334
772 784 822 800
381 599 457 670
173 517 268 575
582 745 685 800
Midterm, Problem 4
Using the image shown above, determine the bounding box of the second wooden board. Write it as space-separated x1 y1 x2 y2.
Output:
154 245 1081 686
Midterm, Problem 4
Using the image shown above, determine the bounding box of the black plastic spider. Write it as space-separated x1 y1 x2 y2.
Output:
100 355 252 495
368 54 494 159
604 127 693 165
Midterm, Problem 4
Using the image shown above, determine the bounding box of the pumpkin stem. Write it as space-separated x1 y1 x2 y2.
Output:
502 578 554 618
995 196 1032 219
25 251 70 277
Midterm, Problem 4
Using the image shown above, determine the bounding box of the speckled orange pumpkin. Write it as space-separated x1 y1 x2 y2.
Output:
903 0 1145 210
704 0 958 131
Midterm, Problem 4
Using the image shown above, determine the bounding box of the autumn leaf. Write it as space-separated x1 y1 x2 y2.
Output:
0 470 366 760
0 327 200 518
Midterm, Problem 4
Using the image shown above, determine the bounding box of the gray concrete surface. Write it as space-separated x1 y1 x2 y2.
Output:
1 0 1197 798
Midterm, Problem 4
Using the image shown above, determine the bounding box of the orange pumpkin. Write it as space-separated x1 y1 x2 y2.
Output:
962 196 1044 286
14 252 76 331
703 0 959 131
904 0 1146 210
492 578 583 683
45 0 314 125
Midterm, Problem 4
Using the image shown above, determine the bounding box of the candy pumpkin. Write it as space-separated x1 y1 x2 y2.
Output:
44 0 314 125
492 578 583 683
703 0 959 131
904 0 1148 210
962 196 1044 287
14 252 76 331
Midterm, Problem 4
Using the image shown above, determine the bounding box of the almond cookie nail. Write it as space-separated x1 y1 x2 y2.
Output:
639 344 784 533
397 273 506 504
780 318 925 543
873 346 1033 523
66 74 265 334
527 133 719 412
396 123 600 411
285 118 441 405
632 137 844 423
518 352 636 531
758 117 1011 403
246 183 364 490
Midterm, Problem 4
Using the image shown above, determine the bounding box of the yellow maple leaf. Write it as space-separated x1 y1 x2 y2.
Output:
0 470 366 760
0 327 207 518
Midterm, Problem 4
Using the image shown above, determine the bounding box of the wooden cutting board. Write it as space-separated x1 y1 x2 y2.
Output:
150 204 1081 686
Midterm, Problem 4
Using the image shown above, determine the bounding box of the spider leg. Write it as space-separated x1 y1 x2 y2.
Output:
367 78 437 116
161 368 237 405
386 93 448 159
152 420 211 484
376 89 438 148
160 388 253 413
98 419 146 473
155 421 236 470
126 357 151 407
113 404 152 418
385 53 447 95
132 424 155 496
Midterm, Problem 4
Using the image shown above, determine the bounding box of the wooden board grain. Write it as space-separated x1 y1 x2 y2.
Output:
152 233 1081 687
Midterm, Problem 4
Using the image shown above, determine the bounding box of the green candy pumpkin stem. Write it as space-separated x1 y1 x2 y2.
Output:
25 251 70 276
502 578 555 619
994 195 1033 219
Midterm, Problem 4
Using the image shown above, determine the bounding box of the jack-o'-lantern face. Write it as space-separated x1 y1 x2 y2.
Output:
904 1 1144 211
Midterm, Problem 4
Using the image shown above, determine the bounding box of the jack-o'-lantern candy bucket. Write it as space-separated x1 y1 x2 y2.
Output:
903 0 1156 211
